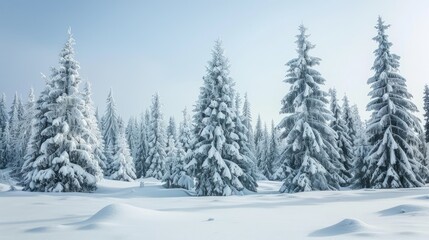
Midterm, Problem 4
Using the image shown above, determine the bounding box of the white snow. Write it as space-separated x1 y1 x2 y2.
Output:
2 176 429 239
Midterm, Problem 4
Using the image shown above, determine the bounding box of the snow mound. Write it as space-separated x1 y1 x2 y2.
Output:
378 204 429 216
309 218 376 237
67 203 163 230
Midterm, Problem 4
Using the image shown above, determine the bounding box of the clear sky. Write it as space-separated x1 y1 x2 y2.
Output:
1 0 428 125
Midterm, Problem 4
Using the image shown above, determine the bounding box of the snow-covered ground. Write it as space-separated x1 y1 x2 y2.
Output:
1 178 429 240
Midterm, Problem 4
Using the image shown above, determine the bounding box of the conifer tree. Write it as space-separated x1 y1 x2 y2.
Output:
145 93 167 179
268 120 281 180
242 93 255 153
12 89 37 175
102 90 136 181
134 112 149 178
365 17 427 188
278 25 343 193
329 88 353 185
342 95 357 142
233 94 258 190
0 94 7 132
163 108 194 189
82 82 107 177
21 30 102 192
258 123 272 179
7 93 21 168
423 85 429 143
188 41 256 196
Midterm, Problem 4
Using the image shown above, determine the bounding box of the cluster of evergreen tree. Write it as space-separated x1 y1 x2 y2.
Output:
276 18 429 193
1 17 429 195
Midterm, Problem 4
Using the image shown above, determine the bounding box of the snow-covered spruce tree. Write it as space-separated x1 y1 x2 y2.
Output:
254 114 263 148
7 93 21 168
102 90 136 181
350 127 371 189
278 25 343 193
145 93 167 179
188 41 256 196
134 112 149 178
0 122 11 169
258 123 272 179
21 31 102 192
242 93 256 155
0 94 7 132
82 82 107 178
233 94 258 191
163 108 194 189
163 116 180 187
342 95 357 142
11 89 37 176
424 85 429 143
0 94 8 169
125 116 140 162
365 17 428 188
329 88 353 185
268 120 281 180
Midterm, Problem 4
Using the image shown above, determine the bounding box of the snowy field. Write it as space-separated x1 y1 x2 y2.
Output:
1 177 429 240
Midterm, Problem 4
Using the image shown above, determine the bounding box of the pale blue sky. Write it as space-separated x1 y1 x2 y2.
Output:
1 0 428 124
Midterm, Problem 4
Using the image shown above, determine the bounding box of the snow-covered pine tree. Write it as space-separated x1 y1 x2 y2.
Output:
0 94 8 169
268 120 281 180
242 93 255 153
145 93 167 179
188 41 256 196
365 17 428 188
0 94 7 132
329 88 353 185
254 114 263 147
21 30 102 192
423 85 429 143
350 126 371 189
126 116 141 164
109 126 136 182
163 116 180 187
7 93 21 168
233 94 258 191
278 25 343 193
11 89 37 176
102 90 136 181
134 111 149 178
258 123 272 179
178 108 193 153
163 107 194 189
82 82 107 178
101 90 120 173
342 95 357 142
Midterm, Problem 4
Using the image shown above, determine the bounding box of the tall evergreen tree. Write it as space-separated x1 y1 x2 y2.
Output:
188 41 256 196
12 89 36 175
7 93 21 168
342 95 357 142
278 25 343 193
423 85 429 143
145 93 167 179
0 94 7 169
365 17 427 188
268 120 281 180
21 30 102 192
233 94 258 190
254 115 263 147
82 82 107 178
134 111 149 178
329 88 353 185
102 90 136 181
163 107 194 189
242 93 255 153
258 123 272 179
0 94 7 131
